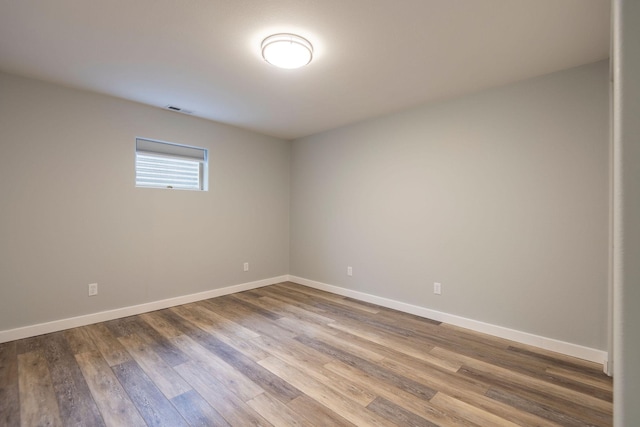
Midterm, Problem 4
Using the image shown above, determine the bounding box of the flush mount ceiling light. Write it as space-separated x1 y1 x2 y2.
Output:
261 33 313 69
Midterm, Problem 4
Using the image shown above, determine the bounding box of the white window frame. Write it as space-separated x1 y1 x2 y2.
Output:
135 138 208 191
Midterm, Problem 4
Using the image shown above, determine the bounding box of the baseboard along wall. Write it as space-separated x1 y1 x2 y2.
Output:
0 275 288 344
289 276 608 369
0 274 608 372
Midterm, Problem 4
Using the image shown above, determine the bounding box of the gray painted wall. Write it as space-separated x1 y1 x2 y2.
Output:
290 61 609 350
0 72 290 331
0 60 613 360
613 0 640 424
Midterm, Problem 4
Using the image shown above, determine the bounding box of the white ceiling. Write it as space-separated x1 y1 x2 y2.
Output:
0 0 610 140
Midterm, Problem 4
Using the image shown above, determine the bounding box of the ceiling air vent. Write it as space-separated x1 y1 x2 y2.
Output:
165 105 194 115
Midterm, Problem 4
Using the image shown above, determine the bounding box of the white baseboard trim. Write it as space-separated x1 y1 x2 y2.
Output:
0 275 288 344
288 275 608 367
1 274 608 370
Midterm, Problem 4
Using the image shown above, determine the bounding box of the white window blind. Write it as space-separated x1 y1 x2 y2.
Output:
135 138 208 191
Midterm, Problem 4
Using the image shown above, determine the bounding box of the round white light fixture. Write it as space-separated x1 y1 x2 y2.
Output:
261 33 313 69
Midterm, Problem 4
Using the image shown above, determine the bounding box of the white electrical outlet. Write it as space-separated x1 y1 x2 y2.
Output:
88 283 98 296
434 282 442 295
243 262 249 272
347 266 353 276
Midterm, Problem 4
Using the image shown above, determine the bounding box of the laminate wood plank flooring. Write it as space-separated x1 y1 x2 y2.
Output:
0 282 612 426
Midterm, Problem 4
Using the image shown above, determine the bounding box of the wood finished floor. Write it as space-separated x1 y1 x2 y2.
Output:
0 282 612 426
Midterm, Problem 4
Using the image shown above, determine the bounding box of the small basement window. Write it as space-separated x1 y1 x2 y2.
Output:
135 138 208 191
